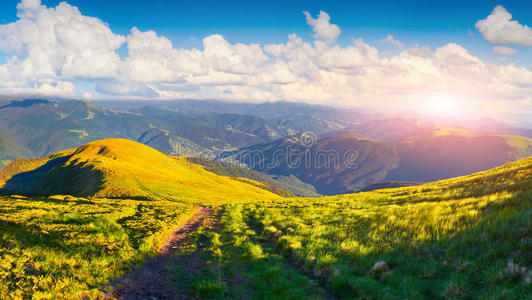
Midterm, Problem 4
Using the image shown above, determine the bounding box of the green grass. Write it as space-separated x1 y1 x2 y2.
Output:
0 195 194 298
206 157 532 299
178 205 327 299
1 139 531 298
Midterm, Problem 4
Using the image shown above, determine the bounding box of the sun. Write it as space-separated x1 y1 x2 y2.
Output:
423 95 461 117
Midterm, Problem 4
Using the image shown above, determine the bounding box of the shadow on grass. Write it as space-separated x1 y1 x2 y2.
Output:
0 155 105 198
0 214 128 259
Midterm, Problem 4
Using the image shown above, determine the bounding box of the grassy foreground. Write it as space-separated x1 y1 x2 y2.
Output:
0 195 193 298
195 157 532 299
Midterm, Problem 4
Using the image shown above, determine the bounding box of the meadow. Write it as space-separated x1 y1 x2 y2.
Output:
0 195 194 298
0 139 530 299
193 158 532 299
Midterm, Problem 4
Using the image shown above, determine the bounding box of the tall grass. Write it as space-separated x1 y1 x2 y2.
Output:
211 157 532 298
0 196 193 298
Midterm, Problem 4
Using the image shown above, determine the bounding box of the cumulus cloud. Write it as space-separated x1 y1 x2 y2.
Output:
381 35 404 49
0 1 531 115
492 46 517 56
303 11 341 44
0 0 124 96
0 80 75 97
475 5 532 46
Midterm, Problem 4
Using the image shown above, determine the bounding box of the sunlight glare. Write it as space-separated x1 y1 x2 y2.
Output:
424 95 462 118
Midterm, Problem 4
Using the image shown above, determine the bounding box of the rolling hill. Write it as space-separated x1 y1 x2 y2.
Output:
0 139 280 204
219 156 532 298
223 129 532 194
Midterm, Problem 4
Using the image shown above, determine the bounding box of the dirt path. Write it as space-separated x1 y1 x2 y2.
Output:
111 206 215 300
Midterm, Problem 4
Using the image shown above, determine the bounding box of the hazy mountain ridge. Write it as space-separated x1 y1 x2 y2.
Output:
220 132 401 195
225 128 532 194
2 98 532 196
0 99 350 162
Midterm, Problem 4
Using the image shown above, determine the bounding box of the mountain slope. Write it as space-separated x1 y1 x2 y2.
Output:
225 129 532 194
0 99 154 158
0 139 279 204
224 157 532 298
221 132 400 194
0 129 31 168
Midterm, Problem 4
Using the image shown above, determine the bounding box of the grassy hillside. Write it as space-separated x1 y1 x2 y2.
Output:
200 157 532 298
0 139 530 298
0 139 279 205
0 139 281 298
0 195 194 298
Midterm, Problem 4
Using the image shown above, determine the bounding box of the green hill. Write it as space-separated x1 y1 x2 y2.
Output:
0 139 279 204
209 156 532 298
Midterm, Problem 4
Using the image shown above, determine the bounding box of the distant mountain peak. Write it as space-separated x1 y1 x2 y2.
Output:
0 99 54 109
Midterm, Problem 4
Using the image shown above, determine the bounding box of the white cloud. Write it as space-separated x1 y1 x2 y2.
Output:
475 5 532 46
493 46 517 56
122 27 201 83
0 81 75 97
0 0 124 97
381 34 404 49
303 11 341 44
0 1 530 116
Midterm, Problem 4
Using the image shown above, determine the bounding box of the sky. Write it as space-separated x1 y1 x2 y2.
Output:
0 0 531 122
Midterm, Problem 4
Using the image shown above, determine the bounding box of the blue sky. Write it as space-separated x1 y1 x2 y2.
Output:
1 0 531 62
0 0 531 122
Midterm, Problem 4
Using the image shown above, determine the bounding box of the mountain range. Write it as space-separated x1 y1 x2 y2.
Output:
1 98 531 196
223 127 532 194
